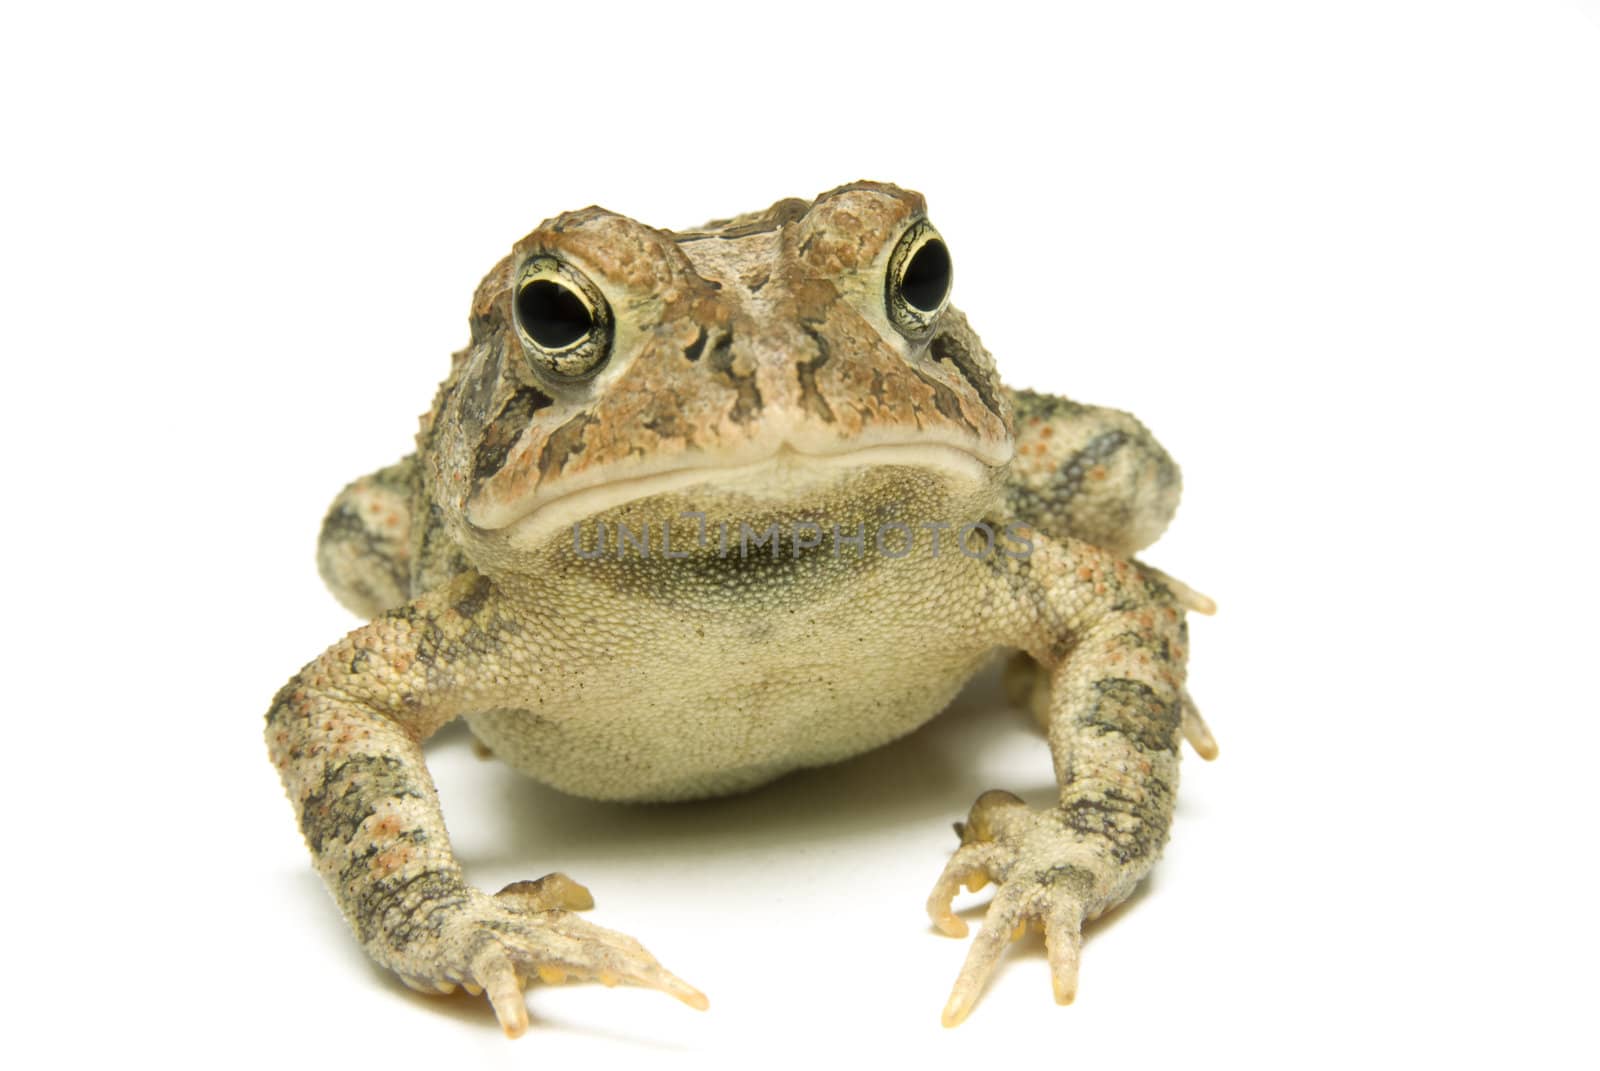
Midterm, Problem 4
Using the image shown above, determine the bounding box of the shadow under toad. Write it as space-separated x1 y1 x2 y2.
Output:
440 661 1053 875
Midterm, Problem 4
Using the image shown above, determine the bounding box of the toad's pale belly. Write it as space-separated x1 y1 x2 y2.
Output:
464 644 992 801
460 463 1013 800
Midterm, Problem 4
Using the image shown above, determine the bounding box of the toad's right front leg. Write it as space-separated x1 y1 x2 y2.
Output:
264 570 707 1037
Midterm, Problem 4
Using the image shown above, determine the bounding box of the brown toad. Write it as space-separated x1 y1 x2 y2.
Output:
268 180 1217 1037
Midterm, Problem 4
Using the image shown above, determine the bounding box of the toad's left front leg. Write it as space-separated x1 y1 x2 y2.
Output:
929 537 1199 1025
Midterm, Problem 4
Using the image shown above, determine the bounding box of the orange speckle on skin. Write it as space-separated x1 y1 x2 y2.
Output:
1088 465 1108 481
1077 566 1095 581
370 815 403 839
1040 426 1053 439
371 846 413 879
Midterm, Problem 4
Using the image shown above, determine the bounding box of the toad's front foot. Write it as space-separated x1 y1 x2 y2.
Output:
926 791 1135 1027
387 872 708 1038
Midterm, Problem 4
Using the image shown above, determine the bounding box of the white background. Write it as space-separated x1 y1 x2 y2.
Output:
4 1 1597 1067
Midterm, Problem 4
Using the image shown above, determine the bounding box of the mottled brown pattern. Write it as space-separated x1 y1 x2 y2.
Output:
420 181 1011 541
316 456 418 618
287 181 1216 1037
1005 387 1183 557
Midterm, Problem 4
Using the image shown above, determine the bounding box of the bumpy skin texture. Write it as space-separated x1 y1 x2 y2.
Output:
317 457 417 618
1005 388 1181 559
274 181 1215 1036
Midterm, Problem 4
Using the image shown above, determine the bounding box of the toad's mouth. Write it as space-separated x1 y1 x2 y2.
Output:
477 438 1008 548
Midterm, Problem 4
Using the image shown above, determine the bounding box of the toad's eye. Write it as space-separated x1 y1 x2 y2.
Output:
885 220 952 336
513 257 612 377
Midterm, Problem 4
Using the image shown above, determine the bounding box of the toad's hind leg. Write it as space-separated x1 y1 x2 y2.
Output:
317 455 418 618
1003 387 1181 558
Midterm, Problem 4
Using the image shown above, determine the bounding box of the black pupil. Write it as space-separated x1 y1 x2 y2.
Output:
517 280 592 349
901 238 951 313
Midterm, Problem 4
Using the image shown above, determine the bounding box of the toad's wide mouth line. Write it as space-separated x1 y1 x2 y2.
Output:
479 439 1008 542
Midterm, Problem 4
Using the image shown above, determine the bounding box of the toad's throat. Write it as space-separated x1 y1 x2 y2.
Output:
475 439 1008 545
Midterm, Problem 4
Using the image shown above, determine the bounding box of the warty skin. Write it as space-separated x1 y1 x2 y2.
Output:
273 181 1217 1036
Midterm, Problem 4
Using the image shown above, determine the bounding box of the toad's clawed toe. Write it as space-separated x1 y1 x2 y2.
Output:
928 790 1125 1026
391 888 708 1038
